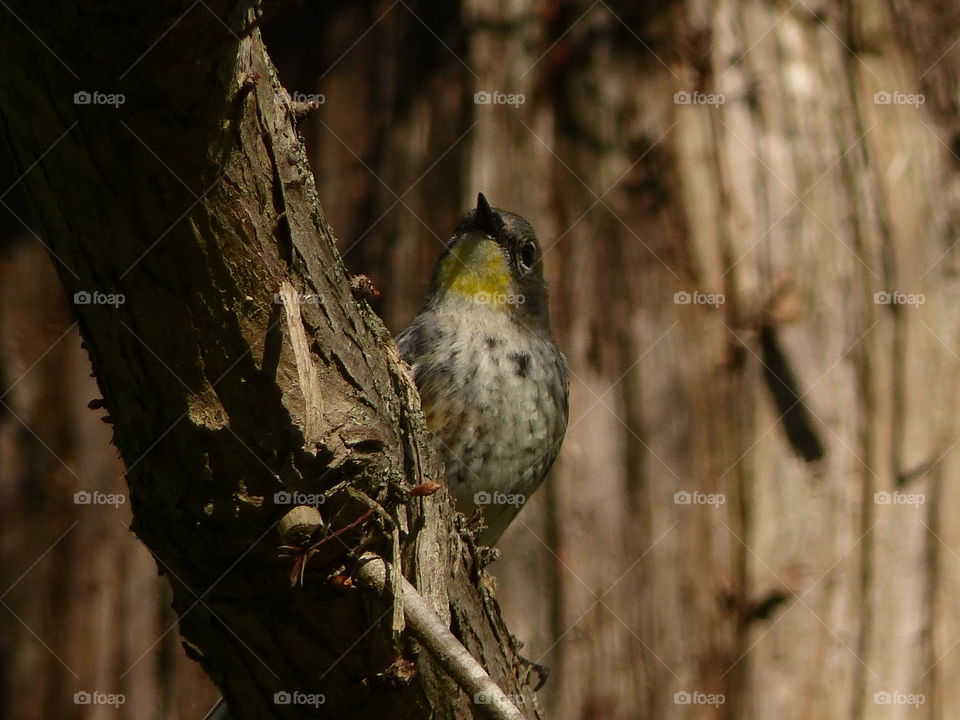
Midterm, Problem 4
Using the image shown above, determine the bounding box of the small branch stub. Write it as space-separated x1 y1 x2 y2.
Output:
278 504 324 546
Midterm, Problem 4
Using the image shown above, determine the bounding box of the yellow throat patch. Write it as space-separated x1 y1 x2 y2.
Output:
436 233 512 307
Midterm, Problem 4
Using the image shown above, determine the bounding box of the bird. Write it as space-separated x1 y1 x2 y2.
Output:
397 192 569 545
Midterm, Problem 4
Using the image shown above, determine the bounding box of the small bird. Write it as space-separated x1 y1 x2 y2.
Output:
398 193 569 544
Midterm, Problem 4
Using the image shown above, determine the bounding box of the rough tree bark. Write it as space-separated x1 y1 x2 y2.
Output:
0 4 540 719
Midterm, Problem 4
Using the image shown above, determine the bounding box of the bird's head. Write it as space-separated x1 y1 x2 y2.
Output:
430 193 550 326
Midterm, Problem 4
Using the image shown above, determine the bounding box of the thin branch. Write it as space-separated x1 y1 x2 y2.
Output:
354 553 528 720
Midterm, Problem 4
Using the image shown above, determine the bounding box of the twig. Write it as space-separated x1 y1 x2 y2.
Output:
354 553 527 720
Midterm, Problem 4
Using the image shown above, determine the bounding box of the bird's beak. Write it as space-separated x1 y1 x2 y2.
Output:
475 192 499 238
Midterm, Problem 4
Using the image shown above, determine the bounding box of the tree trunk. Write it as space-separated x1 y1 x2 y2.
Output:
0 4 540 719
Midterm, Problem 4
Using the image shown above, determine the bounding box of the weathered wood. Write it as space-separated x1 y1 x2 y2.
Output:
0 4 542 719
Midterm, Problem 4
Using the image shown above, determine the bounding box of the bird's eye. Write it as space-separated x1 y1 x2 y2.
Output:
517 241 536 271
